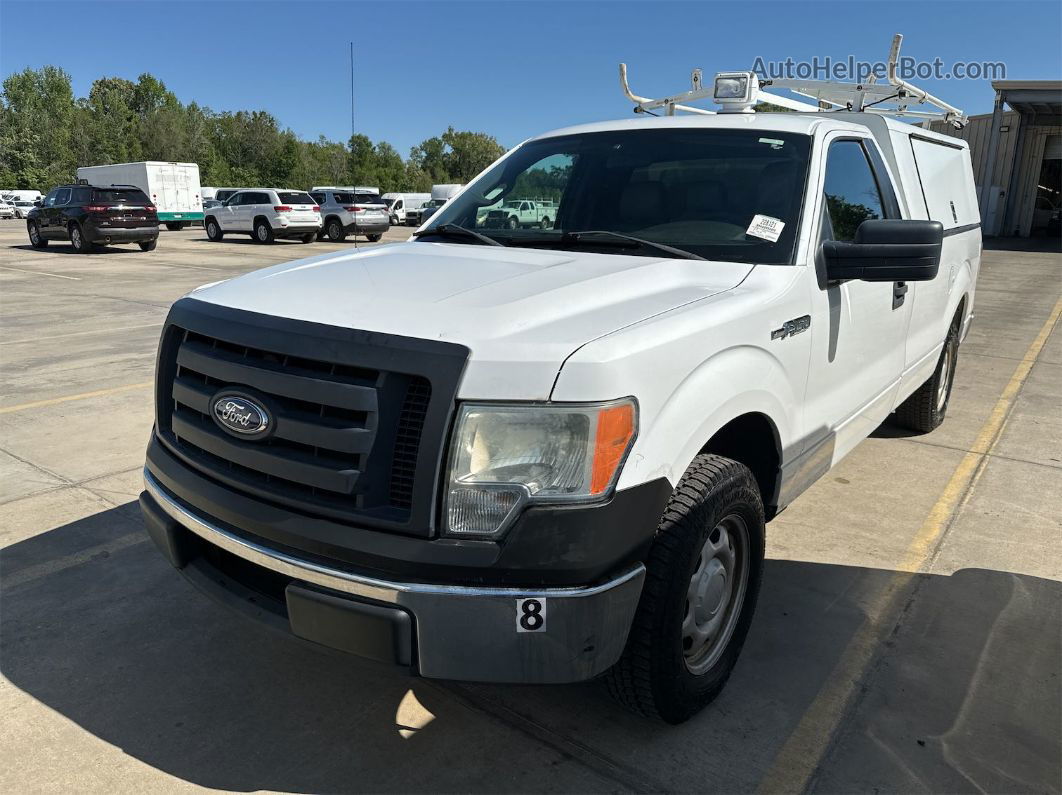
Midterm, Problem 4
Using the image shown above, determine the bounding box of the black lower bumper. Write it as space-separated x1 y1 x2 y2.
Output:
141 473 647 682
86 225 158 243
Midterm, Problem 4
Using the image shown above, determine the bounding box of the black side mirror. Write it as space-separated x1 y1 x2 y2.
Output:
33 199 42 207
822 219 942 282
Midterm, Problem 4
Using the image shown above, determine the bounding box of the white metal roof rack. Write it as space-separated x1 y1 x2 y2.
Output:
619 34 968 128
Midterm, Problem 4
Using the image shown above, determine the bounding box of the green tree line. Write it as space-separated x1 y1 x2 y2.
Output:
0 66 506 192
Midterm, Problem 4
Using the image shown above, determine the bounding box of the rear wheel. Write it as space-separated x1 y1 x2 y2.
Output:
254 219 274 244
606 454 765 723
367 233 382 242
326 218 346 242
28 221 48 248
205 218 224 241
893 316 960 433
138 238 158 251
165 222 185 231
540 217 552 229
69 223 94 253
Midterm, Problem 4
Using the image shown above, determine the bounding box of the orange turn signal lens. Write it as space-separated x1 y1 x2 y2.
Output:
590 402 636 495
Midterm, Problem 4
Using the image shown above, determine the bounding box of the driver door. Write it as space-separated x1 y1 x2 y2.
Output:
802 135 912 462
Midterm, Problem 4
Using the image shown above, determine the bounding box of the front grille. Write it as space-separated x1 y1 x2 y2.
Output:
155 299 468 537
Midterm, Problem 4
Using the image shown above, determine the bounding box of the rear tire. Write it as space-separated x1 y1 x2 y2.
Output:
326 218 346 242
893 316 960 433
69 223 94 253
253 218 274 244
28 221 48 248
138 238 158 251
367 233 382 242
605 454 765 724
165 222 185 231
541 217 552 229
205 218 224 241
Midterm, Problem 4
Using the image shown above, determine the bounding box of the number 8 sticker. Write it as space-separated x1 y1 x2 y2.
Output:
516 598 547 632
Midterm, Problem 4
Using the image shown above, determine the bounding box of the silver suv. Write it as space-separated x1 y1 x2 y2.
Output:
310 188 390 242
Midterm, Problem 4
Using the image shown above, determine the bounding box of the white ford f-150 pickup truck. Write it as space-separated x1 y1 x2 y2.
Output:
140 108 980 723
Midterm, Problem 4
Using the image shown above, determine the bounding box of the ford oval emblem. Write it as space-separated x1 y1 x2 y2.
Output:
211 392 271 438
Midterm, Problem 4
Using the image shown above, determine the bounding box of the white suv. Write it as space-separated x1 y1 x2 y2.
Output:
204 189 321 244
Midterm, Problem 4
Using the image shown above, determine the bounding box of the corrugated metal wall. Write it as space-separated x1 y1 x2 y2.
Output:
929 111 1062 236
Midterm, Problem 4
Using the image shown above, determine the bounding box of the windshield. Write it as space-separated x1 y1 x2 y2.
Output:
422 128 811 264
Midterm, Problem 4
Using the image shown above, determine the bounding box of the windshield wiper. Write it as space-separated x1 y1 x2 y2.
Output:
413 224 504 247
561 230 705 260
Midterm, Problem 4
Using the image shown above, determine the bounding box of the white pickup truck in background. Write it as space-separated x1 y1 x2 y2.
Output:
483 199 556 229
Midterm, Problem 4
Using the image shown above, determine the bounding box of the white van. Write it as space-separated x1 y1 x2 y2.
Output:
382 192 431 225
76 162 203 230
140 45 981 724
2 189 42 204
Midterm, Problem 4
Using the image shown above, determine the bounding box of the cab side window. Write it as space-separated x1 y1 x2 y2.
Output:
823 141 885 242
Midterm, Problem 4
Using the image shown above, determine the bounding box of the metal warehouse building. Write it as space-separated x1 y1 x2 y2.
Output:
928 80 1061 238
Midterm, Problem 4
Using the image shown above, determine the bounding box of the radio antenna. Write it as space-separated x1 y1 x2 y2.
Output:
350 41 358 250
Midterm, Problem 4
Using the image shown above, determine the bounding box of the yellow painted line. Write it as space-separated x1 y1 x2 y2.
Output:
759 293 1062 795
0 264 80 280
0 381 153 414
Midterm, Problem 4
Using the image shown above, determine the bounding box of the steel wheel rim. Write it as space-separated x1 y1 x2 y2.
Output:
937 344 952 411
682 513 749 675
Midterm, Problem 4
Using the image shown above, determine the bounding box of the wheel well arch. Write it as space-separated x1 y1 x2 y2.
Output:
954 294 968 331
324 213 343 225
253 215 272 228
697 412 781 515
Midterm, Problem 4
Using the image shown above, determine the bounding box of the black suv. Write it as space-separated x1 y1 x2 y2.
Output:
27 184 159 253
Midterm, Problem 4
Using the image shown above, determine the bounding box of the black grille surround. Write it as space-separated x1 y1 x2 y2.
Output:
154 298 469 538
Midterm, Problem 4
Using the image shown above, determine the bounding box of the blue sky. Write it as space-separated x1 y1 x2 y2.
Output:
2 1 1059 156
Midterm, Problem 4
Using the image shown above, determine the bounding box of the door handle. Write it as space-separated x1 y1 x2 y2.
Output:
892 281 908 310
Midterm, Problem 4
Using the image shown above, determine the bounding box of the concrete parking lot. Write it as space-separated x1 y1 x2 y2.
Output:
1 219 1059 793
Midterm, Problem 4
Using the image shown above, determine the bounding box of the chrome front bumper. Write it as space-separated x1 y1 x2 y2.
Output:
142 470 645 683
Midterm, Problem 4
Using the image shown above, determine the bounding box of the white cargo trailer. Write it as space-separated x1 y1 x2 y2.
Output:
76 161 203 229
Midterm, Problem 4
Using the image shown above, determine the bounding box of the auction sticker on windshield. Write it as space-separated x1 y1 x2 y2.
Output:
746 214 785 242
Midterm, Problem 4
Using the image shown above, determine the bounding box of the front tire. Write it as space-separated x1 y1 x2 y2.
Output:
253 219 274 244
507 216 519 230
28 221 48 248
205 218 224 241
606 454 765 724
893 316 960 433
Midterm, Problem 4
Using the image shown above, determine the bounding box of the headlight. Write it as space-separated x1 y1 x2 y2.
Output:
444 399 637 538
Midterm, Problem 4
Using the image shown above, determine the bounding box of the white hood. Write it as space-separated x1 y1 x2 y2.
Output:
191 242 753 399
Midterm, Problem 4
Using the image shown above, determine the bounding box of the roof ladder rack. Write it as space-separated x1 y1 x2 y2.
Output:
619 34 968 128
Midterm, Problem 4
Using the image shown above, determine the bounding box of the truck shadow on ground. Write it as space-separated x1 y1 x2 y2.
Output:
2 501 1059 793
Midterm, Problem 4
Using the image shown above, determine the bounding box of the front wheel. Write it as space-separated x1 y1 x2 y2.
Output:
28 221 48 248
606 454 765 724
205 218 224 241
253 219 274 244
507 216 518 230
